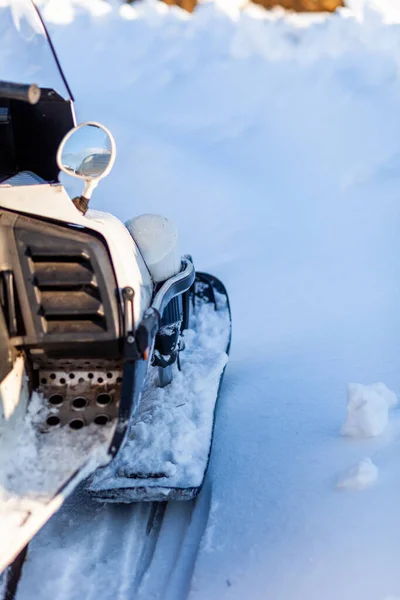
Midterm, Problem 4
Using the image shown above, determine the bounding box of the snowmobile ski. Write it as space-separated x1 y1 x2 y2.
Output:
87 273 231 503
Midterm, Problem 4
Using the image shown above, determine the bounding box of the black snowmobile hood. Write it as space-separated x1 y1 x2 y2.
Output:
0 0 73 101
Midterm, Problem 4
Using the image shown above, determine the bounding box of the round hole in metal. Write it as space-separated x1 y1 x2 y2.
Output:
107 372 113 379
60 377 66 384
72 397 87 410
69 418 85 430
88 373 94 379
94 414 110 426
97 377 104 384
96 393 112 407
69 373 75 379
49 394 64 407
50 373 56 380
46 415 61 427
41 378 47 385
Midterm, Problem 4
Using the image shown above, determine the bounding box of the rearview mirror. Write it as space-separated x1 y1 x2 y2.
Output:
57 122 116 212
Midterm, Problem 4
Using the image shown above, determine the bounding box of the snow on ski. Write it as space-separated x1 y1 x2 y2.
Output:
89 283 231 502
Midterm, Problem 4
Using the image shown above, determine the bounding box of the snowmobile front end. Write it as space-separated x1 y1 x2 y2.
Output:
0 172 197 572
0 81 194 571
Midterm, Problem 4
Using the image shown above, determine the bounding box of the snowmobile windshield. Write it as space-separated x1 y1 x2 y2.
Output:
0 0 71 100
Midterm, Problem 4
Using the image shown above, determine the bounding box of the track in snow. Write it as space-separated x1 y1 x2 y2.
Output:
14 482 213 600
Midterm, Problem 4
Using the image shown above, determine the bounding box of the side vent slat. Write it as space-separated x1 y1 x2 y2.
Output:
34 262 95 288
40 291 103 318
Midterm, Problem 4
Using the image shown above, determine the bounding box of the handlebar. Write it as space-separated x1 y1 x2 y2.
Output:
0 81 41 105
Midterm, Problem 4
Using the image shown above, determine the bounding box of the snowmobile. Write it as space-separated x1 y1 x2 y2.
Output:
0 0 231 575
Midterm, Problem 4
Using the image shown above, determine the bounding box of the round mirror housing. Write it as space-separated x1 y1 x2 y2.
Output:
56 122 116 213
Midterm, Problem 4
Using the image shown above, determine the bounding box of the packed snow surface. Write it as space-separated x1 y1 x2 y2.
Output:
341 383 398 437
2 0 400 598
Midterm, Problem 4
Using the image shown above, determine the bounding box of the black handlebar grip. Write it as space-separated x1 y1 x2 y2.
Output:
0 82 41 105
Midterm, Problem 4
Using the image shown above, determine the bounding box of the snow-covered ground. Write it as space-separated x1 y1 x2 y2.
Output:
6 0 400 597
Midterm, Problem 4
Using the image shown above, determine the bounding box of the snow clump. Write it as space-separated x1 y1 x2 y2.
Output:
337 458 378 491
341 383 397 438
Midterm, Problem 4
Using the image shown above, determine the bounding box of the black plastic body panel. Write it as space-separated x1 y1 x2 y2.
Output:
0 89 74 183
0 209 122 360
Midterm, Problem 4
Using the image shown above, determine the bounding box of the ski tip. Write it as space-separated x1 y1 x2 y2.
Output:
87 484 201 503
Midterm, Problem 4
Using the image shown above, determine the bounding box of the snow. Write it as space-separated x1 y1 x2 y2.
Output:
0 1 71 98
341 383 398 438
0 392 111 504
337 457 378 490
2 0 400 598
89 291 230 499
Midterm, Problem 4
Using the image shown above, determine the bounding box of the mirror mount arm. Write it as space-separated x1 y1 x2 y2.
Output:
72 196 89 215
72 179 99 215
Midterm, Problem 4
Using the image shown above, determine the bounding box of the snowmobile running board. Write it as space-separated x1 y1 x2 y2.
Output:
87 273 231 503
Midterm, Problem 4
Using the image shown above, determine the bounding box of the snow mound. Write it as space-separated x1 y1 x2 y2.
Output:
337 457 378 490
341 383 397 438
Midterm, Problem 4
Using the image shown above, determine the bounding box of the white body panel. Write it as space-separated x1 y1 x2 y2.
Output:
0 182 153 325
